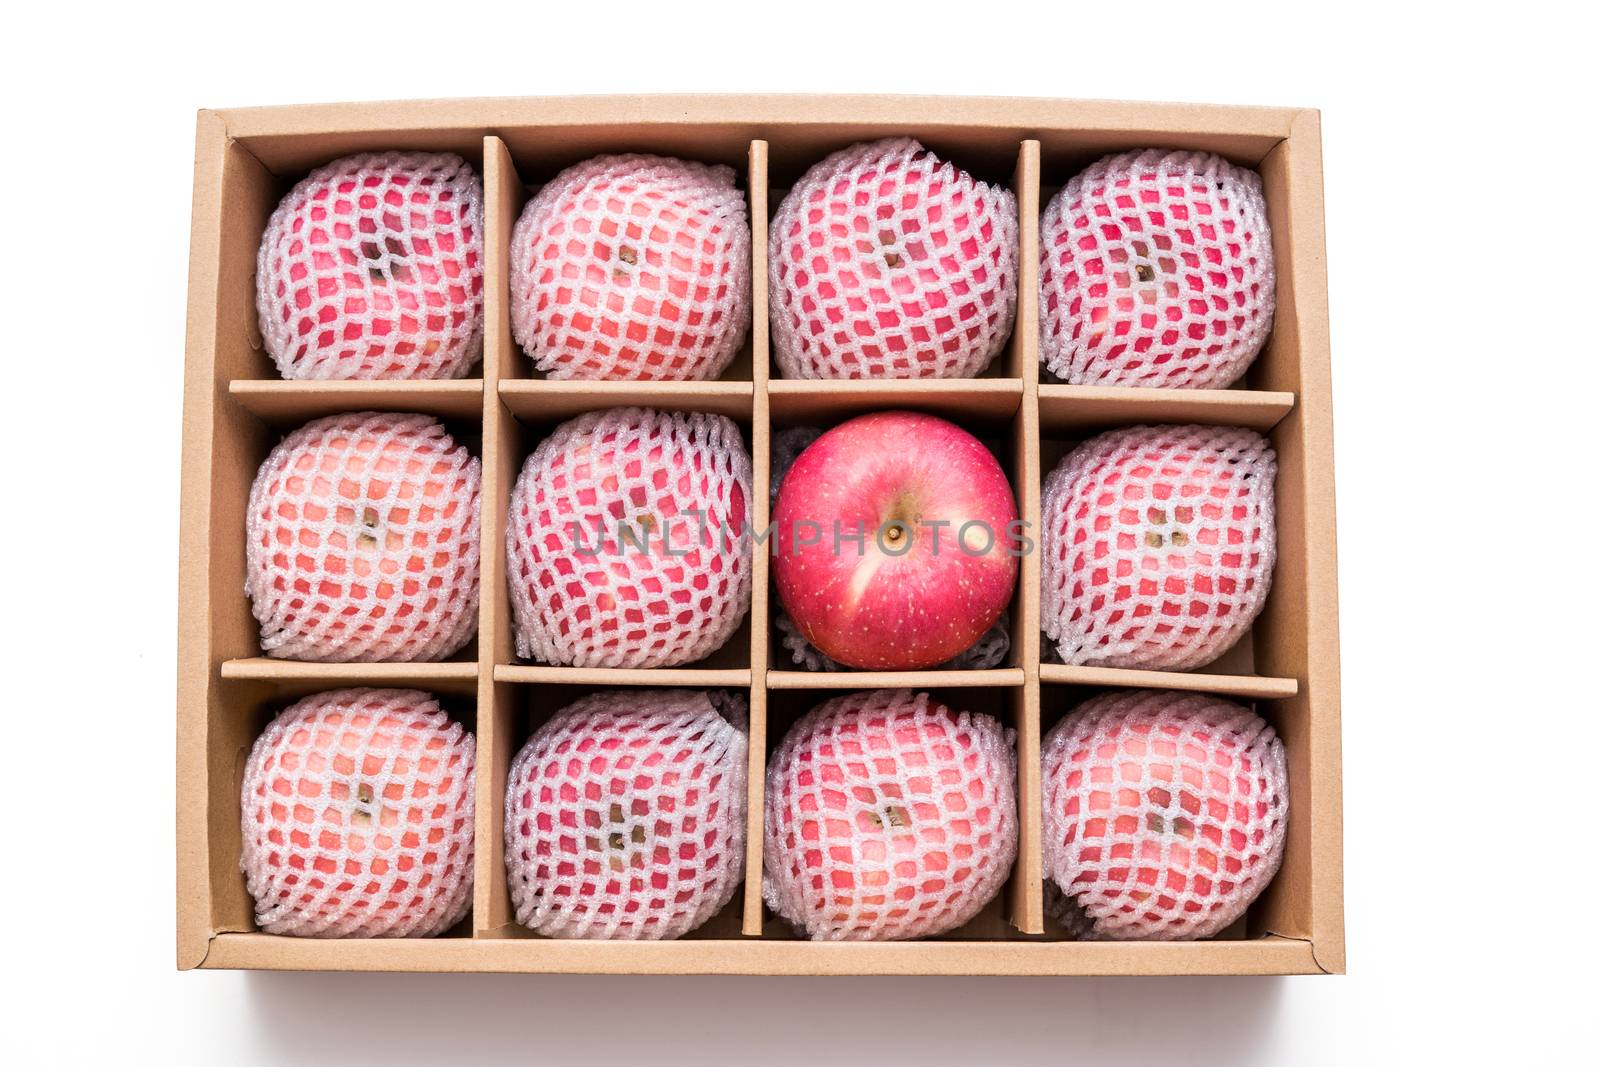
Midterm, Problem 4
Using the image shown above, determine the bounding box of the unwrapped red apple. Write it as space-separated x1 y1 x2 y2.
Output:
773 411 1018 670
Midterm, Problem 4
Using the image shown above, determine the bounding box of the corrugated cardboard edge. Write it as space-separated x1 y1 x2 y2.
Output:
176 109 229 970
211 94 1301 143
201 931 1323 975
1285 108 1345 975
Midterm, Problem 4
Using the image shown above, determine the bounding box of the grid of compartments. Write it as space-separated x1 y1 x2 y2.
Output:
178 97 1342 975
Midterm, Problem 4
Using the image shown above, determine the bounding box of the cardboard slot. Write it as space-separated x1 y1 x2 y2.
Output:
765 139 1035 383
1035 419 1291 685
181 99 1341 975
210 678 480 942
764 397 1028 676
492 132 756 383
216 391 483 662
478 680 755 942
757 685 1032 939
495 395 758 675
1035 681 1306 943
1036 131 1294 394
221 138 489 383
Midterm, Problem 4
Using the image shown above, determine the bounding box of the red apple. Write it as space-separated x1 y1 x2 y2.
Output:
506 407 753 668
772 411 1018 670
239 688 476 938
1041 689 1288 941
770 138 1019 381
504 689 747 940
763 689 1017 941
1039 149 1274 389
509 154 751 381
257 151 485 381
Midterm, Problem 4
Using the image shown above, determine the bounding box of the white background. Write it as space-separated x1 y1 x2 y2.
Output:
5 2 1594 1061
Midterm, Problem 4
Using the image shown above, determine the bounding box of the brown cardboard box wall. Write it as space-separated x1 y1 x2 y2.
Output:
178 95 1343 975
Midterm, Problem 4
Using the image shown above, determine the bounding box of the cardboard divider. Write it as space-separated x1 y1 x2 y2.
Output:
768 378 1023 423
228 380 484 421
1039 662 1297 701
220 658 478 691
1038 383 1296 434
1012 140 1041 385
1011 141 1046 932
499 379 752 421
767 668 1023 690
472 135 523 935
742 139 773 934
181 98 1341 974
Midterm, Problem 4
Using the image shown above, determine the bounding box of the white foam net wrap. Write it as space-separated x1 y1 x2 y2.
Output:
764 690 1018 941
770 138 1018 380
1041 689 1287 940
1040 150 1274 389
256 152 484 380
506 407 753 668
246 412 482 663
1041 424 1276 671
774 611 1011 673
240 688 476 938
505 689 748 940
510 155 752 381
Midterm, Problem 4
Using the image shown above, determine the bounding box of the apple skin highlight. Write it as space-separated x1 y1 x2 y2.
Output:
772 411 1018 670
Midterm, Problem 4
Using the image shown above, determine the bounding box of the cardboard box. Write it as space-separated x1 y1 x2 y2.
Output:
178 95 1343 975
